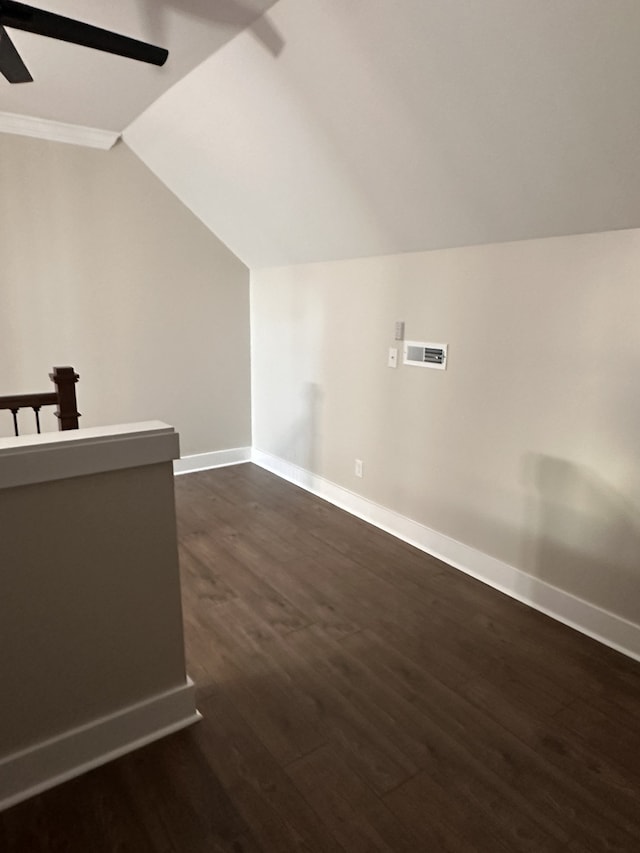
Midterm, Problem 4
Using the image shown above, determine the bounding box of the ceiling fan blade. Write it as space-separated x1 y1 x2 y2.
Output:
0 1 168 66
0 22 32 81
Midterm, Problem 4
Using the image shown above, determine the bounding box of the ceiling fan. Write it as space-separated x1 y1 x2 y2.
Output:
0 1 168 83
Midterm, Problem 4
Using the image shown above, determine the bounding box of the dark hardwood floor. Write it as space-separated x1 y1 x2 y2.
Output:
2 463 640 851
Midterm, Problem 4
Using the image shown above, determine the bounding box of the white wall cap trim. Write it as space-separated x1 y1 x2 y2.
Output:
174 446 251 475
0 421 179 489
0 111 119 149
252 448 640 663
0 678 200 812
0 420 173 455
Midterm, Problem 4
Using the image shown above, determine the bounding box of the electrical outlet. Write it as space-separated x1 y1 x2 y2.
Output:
355 459 363 478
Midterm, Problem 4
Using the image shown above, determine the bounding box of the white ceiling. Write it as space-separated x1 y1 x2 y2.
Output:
4 1 640 269
124 0 640 268
0 0 279 130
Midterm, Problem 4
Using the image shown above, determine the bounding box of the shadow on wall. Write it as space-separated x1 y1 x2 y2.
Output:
140 0 285 56
274 382 323 487
521 454 640 625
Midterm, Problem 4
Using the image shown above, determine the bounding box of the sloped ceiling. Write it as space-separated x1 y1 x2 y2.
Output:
0 0 278 131
126 0 640 268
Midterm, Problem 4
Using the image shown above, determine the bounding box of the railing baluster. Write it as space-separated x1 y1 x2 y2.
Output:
11 408 19 437
33 406 42 434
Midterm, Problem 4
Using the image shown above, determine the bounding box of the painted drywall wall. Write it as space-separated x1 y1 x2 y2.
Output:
0 461 186 756
126 0 640 267
0 134 251 456
251 228 640 625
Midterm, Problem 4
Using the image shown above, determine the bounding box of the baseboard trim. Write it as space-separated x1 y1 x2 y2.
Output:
0 679 201 813
174 447 251 475
251 449 640 663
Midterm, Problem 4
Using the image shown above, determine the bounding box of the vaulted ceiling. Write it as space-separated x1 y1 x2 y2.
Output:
0 0 278 129
124 0 640 267
4 1 640 268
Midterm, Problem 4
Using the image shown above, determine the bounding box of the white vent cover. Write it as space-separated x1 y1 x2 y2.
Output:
403 341 448 370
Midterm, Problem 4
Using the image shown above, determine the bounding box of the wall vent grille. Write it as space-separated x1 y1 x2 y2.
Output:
403 341 448 370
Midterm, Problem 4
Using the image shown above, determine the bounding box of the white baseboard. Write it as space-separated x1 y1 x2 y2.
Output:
173 447 251 475
251 449 640 663
0 679 201 813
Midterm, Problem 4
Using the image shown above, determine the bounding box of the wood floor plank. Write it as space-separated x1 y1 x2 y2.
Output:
213 612 327 762
283 626 421 779
179 544 239 608
306 535 607 710
3 463 640 852
183 531 310 636
286 744 425 853
185 605 326 766
215 526 361 638
214 597 415 794
0 765 157 853
193 689 346 853
228 467 640 706
303 625 572 852
554 694 640 766
383 771 505 853
110 735 258 853
384 768 548 853
460 675 640 835
280 529 580 700
341 628 638 852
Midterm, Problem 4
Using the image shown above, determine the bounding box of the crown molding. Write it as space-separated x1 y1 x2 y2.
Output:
0 111 119 149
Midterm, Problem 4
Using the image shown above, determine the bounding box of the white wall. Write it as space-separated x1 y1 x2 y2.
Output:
0 134 251 456
251 228 640 625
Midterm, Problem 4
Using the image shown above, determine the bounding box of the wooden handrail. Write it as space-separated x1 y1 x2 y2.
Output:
0 392 58 411
0 367 80 436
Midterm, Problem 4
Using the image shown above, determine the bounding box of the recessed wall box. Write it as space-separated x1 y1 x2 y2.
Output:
403 341 448 370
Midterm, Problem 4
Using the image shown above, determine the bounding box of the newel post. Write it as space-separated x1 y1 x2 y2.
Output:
50 366 80 431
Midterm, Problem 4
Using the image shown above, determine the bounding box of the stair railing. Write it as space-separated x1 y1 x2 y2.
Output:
0 366 80 436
